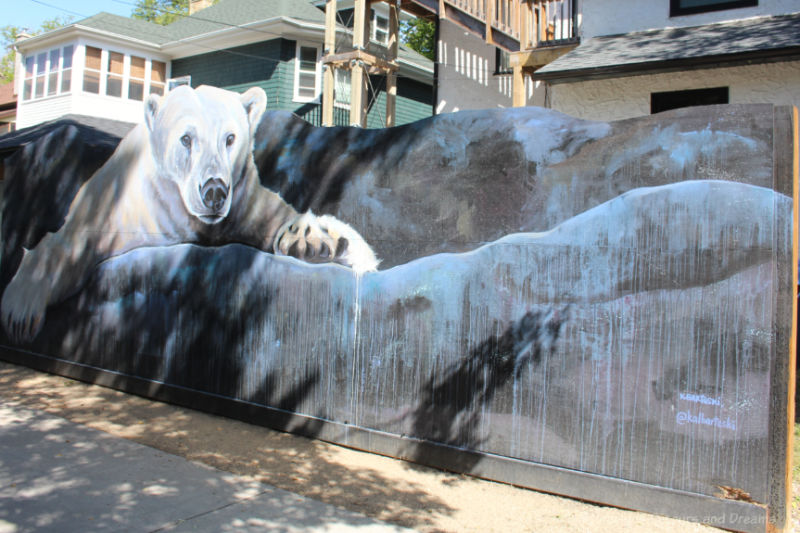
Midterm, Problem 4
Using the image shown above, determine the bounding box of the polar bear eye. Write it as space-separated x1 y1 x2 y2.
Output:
225 134 235 147
180 134 192 149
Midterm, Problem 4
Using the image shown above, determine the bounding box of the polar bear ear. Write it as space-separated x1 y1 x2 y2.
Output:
240 87 267 135
144 93 160 133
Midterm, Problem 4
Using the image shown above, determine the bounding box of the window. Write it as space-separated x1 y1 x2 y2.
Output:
81 47 166 98
371 10 389 45
21 45 74 101
106 51 124 97
334 68 351 109
47 49 60 96
495 49 512 75
128 56 146 101
61 45 73 93
35 53 46 99
23 56 33 100
83 46 102 94
651 87 729 114
151 60 167 96
294 44 320 102
670 0 757 16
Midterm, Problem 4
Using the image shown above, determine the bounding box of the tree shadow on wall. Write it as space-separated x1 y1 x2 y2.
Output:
409 307 567 471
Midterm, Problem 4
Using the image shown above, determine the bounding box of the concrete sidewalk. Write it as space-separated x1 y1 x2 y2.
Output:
0 399 411 533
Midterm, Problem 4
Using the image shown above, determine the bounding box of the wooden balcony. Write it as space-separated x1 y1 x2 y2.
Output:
401 0 578 53
322 1 581 124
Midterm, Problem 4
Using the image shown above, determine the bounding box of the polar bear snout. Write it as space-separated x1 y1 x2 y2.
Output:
199 178 229 212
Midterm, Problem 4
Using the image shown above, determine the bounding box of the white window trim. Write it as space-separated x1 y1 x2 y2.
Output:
371 11 389 45
22 45 74 102
79 45 168 100
293 42 321 103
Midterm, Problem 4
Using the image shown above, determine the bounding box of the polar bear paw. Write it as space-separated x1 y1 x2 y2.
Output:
274 212 379 274
1 276 50 343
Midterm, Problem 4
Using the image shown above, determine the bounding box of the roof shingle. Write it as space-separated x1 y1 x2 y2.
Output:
536 12 800 82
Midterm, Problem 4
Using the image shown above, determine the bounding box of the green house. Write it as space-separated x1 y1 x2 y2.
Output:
14 0 434 129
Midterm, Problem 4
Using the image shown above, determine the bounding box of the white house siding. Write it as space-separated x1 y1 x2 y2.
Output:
17 37 169 128
71 92 148 124
16 95 73 129
436 19 514 113
580 0 800 39
548 60 800 121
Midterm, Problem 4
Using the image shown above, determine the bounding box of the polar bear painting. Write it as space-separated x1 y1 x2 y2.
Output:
0 85 377 342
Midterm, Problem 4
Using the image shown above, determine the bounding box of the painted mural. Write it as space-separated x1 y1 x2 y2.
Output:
0 87 794 533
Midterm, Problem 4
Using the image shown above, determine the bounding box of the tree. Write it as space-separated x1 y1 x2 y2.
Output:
132 0 189 26
0 17 71 84
400 17 435 61
132 0 219 26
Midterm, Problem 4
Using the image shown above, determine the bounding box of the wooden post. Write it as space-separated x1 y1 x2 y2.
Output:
350 0 369 127
519 0 532 50
486 0 495 45
386 0 399 127
322 0 337 126
512 63 525 107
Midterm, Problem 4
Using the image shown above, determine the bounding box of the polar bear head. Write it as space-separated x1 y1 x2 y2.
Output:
144 85 266 224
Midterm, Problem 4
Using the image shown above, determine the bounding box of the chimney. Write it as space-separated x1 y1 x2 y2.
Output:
189 0 214 15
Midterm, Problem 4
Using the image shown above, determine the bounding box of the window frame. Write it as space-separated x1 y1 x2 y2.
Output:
293 42 321 103
82 45 103 95
669 0 757 17
80 45 168 100
21 45 74 102
105 50 125 98
371 10 390 45
494 48 512 75
333 68 351 110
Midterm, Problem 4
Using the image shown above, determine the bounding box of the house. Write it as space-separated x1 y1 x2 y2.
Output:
12 0 434 130
534 2 800 121
423 0 800 121
0 83 16 134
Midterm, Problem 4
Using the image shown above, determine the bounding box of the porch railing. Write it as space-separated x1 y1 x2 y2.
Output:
295 102 351 127
436 0 578 51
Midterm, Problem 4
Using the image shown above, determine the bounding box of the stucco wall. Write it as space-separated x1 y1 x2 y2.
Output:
581 0 799 38
548 60 800 121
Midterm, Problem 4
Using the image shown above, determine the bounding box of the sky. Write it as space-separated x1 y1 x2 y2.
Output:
3 0 134 31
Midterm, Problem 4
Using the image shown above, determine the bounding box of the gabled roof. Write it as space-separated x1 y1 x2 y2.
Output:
165 0 325 40
536 12 800 83
15 0 432 76
75 12 174 44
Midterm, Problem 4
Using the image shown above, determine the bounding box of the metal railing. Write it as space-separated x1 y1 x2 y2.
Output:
295 102 351 127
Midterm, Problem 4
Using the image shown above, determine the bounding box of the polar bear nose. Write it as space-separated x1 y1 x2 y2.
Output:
200 178 229 212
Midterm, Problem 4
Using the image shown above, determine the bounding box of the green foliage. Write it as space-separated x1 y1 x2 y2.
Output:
132 0 220 25
132 0 189 26
0 17 72 84
400 17 435 61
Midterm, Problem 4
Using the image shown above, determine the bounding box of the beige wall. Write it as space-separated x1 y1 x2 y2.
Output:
548 61 800 122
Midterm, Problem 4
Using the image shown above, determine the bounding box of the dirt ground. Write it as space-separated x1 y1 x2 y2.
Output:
0 360 788 533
